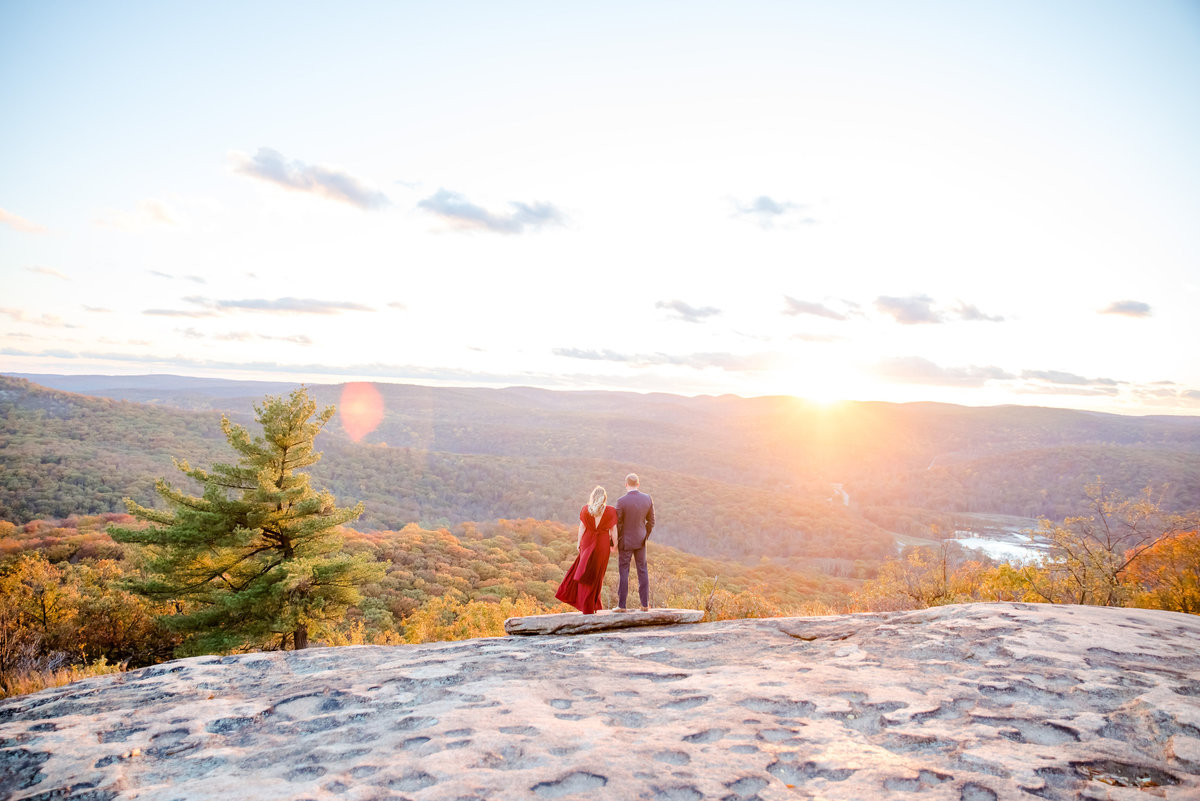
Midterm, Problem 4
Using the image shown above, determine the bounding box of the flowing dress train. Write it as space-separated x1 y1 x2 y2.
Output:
555 505 616 614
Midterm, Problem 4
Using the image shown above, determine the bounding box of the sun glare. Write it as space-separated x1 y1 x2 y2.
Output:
339 382 385 442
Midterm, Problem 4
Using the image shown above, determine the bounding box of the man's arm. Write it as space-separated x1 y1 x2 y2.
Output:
645 498 654 539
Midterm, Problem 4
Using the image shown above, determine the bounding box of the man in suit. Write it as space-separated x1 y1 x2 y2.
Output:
615 472 655 612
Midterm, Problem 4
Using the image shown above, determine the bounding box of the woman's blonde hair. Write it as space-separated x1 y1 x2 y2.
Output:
587 486 607 520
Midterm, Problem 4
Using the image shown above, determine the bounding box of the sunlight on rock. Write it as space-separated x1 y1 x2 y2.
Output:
339 382 384 442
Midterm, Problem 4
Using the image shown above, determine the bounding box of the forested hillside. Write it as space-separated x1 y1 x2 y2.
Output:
0 376 894 566
0 513 846 694
5 374 1200 566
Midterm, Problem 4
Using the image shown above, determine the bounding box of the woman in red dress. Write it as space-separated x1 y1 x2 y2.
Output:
555 486 616 614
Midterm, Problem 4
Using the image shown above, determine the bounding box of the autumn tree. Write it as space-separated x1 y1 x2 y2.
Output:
1026 482 1184 607
111 388 383 653
1125 530 1200 614
855 543 989 611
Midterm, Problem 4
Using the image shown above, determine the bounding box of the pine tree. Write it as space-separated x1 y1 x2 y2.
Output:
111 388 383 653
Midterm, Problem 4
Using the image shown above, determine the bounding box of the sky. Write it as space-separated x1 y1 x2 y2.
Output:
3 0 1199 414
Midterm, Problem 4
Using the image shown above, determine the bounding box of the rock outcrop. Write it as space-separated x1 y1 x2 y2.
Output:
3 603 1199 800
504 608 704 635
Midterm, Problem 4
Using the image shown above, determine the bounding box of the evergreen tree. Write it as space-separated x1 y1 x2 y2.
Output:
111 388 383 653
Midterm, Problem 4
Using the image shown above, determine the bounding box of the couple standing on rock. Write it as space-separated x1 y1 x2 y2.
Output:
555 473 655 615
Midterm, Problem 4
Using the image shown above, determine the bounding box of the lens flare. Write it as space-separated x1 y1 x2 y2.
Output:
339 382 384 442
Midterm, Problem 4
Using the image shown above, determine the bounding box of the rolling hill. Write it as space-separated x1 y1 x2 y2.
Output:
4 373 1200 570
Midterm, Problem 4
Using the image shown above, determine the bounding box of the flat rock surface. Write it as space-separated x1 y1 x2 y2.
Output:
504 608 704 635
3 603 1199 800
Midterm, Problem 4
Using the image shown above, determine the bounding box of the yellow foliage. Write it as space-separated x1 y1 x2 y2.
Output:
0 656 125 700
402 594 555 644
855 546 988 611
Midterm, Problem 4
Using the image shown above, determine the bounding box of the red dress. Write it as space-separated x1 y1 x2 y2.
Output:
555 505 616 614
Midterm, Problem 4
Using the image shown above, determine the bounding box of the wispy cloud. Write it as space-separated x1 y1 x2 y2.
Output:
83 306 113 313
656 299 721 323
146 297 372 317
875 295 940 325
782 296 846 321
1021 369 1119 388
144 308 221 318
180 328 313 345
233 147 389 210
1016 384 1121 397
875 295 1003 325
0 307 80 329
0 208 47 234
387 301 407 310
731 196 816 229
553 347 777 372
25 266 69 281
187 296 373 315
147 270 205 283
1018 370 1121 395
0 347 581 388
1100 300 1152 318
94 199 181 230
417 189 565 234
874 356 1013 387
955 302 1004 322
790 332 845 343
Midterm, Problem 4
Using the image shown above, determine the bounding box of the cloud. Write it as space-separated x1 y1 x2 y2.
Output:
417 189 565 234
656 299 721 323
190 297 373 315
0 208 47 234
94 199 181 230
0 307 80 329
147 270 205 284
790 333 845 343
782 296 846 321
552 348 777 372
145 297 373 317
182 329 314 345
874 356 1014 387
1100 300 1152 318
731 196 816 229
143 308 221 318
141 199 178 225
1016 384 1120 397
83 306 113 313
875 295 942 325
874 296 1003 325
233 147 389 210
0 347 583 388
1021 369 1119 388
1018 370 1121 396
25 266 69 281
955 302 1004 322
387 301 407 310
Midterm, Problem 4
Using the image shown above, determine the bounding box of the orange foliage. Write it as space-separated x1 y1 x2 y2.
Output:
1126 530 1200 615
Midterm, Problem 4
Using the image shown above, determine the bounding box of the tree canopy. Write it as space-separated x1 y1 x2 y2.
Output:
111 388 382 652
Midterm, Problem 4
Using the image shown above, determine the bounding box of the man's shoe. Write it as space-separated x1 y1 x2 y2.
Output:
614 607 628 613
640 606 649 612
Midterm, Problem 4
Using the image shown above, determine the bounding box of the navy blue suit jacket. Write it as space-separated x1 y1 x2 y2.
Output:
616 489 655 551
